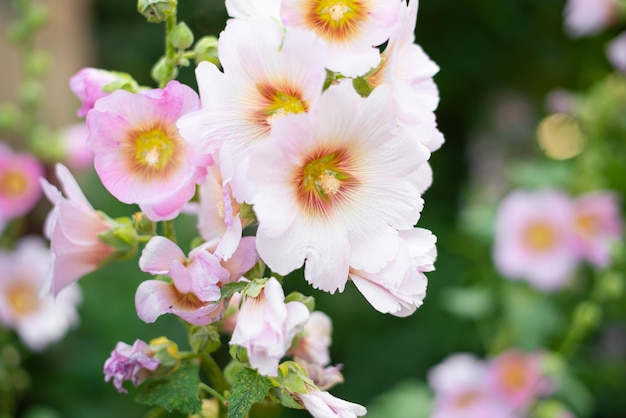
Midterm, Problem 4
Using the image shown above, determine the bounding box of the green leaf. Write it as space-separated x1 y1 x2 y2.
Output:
366 379 433 418
228 368 273 418
136 358 202 415
440 286 495 320
221 281 250 300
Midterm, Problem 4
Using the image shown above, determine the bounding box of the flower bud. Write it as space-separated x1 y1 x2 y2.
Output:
97 216 139 263
137 0 177 23
188 325 222 354
170 22 194 50
352 77 373 97
573 301 601 331
151 56 178 85
132 212 156 236
149 337 181 369
193 36 219 66
0 103 20 131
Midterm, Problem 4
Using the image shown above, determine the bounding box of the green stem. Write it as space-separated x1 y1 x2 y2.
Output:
161 13 178 88
199 353 230 395
199 383 227 403
160 220 177 243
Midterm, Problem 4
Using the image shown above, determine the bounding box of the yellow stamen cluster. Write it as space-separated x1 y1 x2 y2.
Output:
256 84 308 130
0 171 28 197
523 223 556 251
125 125 181 180
306 0 366 40
7 282 39 316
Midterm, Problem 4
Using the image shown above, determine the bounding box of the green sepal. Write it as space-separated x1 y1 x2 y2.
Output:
193 36 220 66
228 345 248 367
188 325 222 354
137 0 177 23
244 278 268 298
273 361 314 395
136 357 202 415
102 72 141 94
170 22 194 50
220 281 250 301
96 215 139 265
243 259 266 281
268 387 304 410
352 77 374 97
284 292 315 312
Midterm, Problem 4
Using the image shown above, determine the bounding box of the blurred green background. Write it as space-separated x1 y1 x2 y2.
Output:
9 0 626 417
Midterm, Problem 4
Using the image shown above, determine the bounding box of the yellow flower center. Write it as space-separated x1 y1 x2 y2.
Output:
523 222 556 252
7 282 39 316
125 124 181 181
501 362 527 391
0 170 28 197
575 213 599 237
306 0 366 41
454 391 480 408
255 84 308 132
295 148 357 217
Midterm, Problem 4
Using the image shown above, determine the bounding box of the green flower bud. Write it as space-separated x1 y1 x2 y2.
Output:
170 22 194 50
19 80 43 107
352 77 373 97
284 292 315 312
188 325 221 354
0 103 20 131
151 56 178 85
26 51 50 77
26 4 48 31
132 212 156 236
149 337 181 369
97 216 139 264
193 36 220 66
573 301 601 331
597 271 624 301
137 0 177 23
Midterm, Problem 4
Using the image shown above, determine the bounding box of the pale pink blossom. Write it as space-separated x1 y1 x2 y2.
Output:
607 32 626 73
0 236 81 351
136 236 231 325
0 144 44 222
300 362 344 391
69 67 120 117
58 123 94 171
493 189 579 291
291 311 333 366
487 350 553 412
428 353 488 395
87 80 209 221
571 191 623 268
225 0 281 19
230 277 309 376
103 339 160 393
249 83 429 293
40 163 117 295
349 228 435 316
297 390 367 418
280 0 401 76
564 0 618 38
177 18 327 201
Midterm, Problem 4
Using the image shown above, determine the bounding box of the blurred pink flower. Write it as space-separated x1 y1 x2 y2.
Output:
40 163 117 295
58 123 94 171
280 0 401 76
249 82 429 294
290 311 333 366
607 32 626 73
297 389 367 418
493 189 579 291
564 0 618 38
0 236 81 351
487 350 553 411
349 228 434 316
69 67 119 117
571 191 623 268
0 144 44 222
87 80 209 221
136 236 231 325
230 277 309 376
103 339 160 393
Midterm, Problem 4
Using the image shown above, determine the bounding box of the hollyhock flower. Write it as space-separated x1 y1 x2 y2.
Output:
87 80 209 221
290 311 333 366
225 0 281 19
136 237 231 325
571 191 623 268
197 145 243 260
249 83 429 293
58 123 94 171
297 389 367 418
487 350 553 411
0 144 44 222
0 236 81 351
607 32 626 73
103 339 160 393
428 353 514 418
40 163 117 295
177 18 327 201
564 0 618 38
349 227 435 316
69 67 120 117
492 189 578 291
230 277 309 376
300 362 344 391
280 0 401 76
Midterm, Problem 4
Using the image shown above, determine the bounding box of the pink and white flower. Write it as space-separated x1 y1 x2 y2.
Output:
136 237 231 325
178 18 327 201
249 83 429 293
69 67 120 117
40 163 117 295
297 389 367 418
103 339 160 393
350 227 435 316
564 0 618 38
230 277 309 376
290 311 333 366
87 80 209 221
493 189 579 291
607 31 626 73
487 350 553 411
280 0 402 77
571 191 623 268
0 236 81 351
225 0 281 19
0 144 44 222
58 123 94 171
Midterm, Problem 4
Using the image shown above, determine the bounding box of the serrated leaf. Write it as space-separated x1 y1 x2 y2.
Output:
221 281 249 300
136 358 202 415
228 368 273 418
